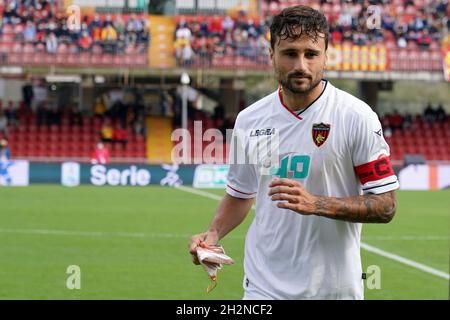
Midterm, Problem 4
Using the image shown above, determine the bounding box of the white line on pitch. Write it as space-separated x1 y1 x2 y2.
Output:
360 243 449 280
0 228 246 240
176 186 450 281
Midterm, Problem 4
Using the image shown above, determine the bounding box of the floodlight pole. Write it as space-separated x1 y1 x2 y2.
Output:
180 72 190 163
180 72 190 131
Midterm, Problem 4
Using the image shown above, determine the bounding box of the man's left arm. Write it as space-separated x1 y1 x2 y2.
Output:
268 178 397 223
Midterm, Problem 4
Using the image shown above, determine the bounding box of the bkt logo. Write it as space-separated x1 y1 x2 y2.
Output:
90 165 151 186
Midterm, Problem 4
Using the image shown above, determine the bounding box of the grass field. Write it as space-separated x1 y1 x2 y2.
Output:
0 185 448 299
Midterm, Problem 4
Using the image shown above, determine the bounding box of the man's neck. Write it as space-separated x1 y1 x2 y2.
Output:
281 80 325 112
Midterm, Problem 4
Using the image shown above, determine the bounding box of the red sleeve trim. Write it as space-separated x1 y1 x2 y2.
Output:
226 184 256 195
354 155 394 185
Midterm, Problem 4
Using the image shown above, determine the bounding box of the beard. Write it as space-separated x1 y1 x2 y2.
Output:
278 71 323 95
272 57 324 95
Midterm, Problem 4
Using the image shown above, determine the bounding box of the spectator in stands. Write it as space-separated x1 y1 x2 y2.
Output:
78 31 93 52
424 102 436 123
91 142 110 165
417 29 432 49
402 112 413 130
89 13 103 42
209 15 224 37
0 110 8 137
100 119 114 143
175 41 194 67
0 139 10 160
22 80 34 112
101 24 118 53
389 110 404 131
113 124 128 147
45 32 58 53
222 15 234 33
94 97 106 119
133 114 146 137
4 101 19 128
0 139 12 185
160 91 173 117
175 18 193 43
435 104 447 122
23 20 36 43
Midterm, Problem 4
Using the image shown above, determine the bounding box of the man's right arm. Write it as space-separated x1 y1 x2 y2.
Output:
189 193 254 265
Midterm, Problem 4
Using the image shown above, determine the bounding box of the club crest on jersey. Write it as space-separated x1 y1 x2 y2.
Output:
312 123 330 147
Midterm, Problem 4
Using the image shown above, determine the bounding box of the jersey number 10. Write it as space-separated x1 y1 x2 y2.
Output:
270 155 311 179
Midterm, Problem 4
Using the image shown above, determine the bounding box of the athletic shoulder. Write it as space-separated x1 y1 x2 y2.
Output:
234 90 278 127
334 87 376 118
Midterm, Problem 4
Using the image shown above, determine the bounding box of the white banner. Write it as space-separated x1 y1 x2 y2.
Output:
193 164 229 189
0 160 29 186
61 162 80 187
399 164 450 190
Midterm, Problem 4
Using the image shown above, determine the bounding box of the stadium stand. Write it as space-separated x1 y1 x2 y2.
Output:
0 0 448 163
173 0 448 69
1 103 147 161
382 111 450 161
0 1 148 67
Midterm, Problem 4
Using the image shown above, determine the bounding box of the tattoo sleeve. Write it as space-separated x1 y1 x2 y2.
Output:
314 191 397 223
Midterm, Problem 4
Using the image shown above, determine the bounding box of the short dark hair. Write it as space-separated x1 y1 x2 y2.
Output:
270 5 329 50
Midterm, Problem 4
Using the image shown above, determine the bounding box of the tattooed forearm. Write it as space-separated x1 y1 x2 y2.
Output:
314 191 397 223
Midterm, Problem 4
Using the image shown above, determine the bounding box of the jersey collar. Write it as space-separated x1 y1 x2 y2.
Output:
278 79 328 121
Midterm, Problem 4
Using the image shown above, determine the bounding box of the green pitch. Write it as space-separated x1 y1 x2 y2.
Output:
0 185 448 299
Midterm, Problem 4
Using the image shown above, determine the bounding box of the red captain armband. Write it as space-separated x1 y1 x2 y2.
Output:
354 155 394 185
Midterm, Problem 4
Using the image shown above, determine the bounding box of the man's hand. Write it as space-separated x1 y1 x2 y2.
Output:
189 231 219 265
268 178 317 214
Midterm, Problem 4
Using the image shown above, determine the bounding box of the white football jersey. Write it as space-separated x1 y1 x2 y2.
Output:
226 80 399 300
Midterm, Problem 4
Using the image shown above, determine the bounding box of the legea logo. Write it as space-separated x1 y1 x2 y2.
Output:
90 165 151 186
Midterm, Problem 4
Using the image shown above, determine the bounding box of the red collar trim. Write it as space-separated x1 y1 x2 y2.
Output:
278 87 303 120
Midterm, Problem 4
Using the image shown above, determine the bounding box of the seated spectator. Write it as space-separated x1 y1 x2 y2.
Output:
175 19 193 42
46 32 58 54
91 142 110 165
402 113 413 130
389 110 404 131
417 29 432 49
78 31 93 52
100 119 114 143
23 21 36 43
175 38 193 66
113 124 128 147
101 24 118 53
424 102 436 123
